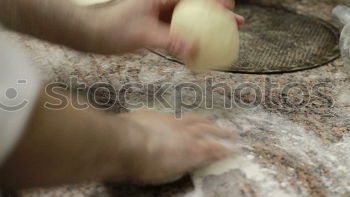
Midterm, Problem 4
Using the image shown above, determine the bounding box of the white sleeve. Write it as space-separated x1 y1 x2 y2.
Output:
0 36 41 165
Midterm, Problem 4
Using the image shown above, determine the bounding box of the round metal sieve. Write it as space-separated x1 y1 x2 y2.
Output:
150 4 340 73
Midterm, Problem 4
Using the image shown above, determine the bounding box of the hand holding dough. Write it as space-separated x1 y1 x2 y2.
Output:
171 0 240 72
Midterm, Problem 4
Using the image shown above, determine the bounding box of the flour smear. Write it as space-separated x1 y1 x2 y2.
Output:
183 108 350 197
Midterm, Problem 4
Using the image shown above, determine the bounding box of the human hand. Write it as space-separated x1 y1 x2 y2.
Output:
88 0 244 58
117 110 235 183
219 0 245 28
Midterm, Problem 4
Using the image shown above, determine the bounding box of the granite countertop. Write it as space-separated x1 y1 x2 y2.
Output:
1 0 350 197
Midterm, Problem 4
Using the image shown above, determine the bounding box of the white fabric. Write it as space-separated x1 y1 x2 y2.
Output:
0 34 41 165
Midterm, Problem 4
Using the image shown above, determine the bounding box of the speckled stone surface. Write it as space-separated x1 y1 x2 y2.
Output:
2 0 350 197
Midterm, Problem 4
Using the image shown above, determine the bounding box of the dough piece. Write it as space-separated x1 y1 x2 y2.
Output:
171 0 240 72
151 137 237 185
185 157 241 197
71 0 113 6
184 135 240 197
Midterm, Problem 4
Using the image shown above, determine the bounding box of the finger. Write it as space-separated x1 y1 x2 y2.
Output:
145 22 196 59
196 139 233 161
216 0 234 9
181 114 213 124
232 14 245 30
182 140 232 170
235 14 245 27
154 0 181 10
187 123 232 139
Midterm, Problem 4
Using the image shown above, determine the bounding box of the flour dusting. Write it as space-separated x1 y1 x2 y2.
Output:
185 155 299 197
183 107 350 197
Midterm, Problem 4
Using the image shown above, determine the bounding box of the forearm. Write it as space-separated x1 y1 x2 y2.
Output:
0 88 127 189
0 0 97 52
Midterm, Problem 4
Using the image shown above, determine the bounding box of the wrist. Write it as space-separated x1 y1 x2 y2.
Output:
90 113 132 181
102 112 148 181
78 5 127 54
64 6 100 52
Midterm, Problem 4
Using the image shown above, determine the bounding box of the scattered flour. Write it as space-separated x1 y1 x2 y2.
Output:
185 155 299 197
337 88 350 106
183 107 350 197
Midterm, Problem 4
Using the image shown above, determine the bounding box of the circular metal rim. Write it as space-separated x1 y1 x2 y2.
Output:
150 5 341 74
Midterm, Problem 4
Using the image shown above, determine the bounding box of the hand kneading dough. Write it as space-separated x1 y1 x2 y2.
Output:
171 0 240 72
72 0 112 6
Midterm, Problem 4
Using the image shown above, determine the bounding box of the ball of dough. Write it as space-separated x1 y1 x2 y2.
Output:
171 0 240 72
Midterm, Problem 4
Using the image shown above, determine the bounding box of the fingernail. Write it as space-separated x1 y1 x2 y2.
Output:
235 14 245 25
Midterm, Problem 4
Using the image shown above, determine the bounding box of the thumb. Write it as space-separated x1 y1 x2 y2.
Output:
146 23 196 60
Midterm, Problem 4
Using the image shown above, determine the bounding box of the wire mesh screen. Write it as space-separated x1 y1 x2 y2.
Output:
151 5 340 73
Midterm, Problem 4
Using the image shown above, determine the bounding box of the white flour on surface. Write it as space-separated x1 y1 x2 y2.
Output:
182 107 350 197
185 155 299 197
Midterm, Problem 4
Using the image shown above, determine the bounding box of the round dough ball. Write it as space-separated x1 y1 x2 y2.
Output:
171 0 240 72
